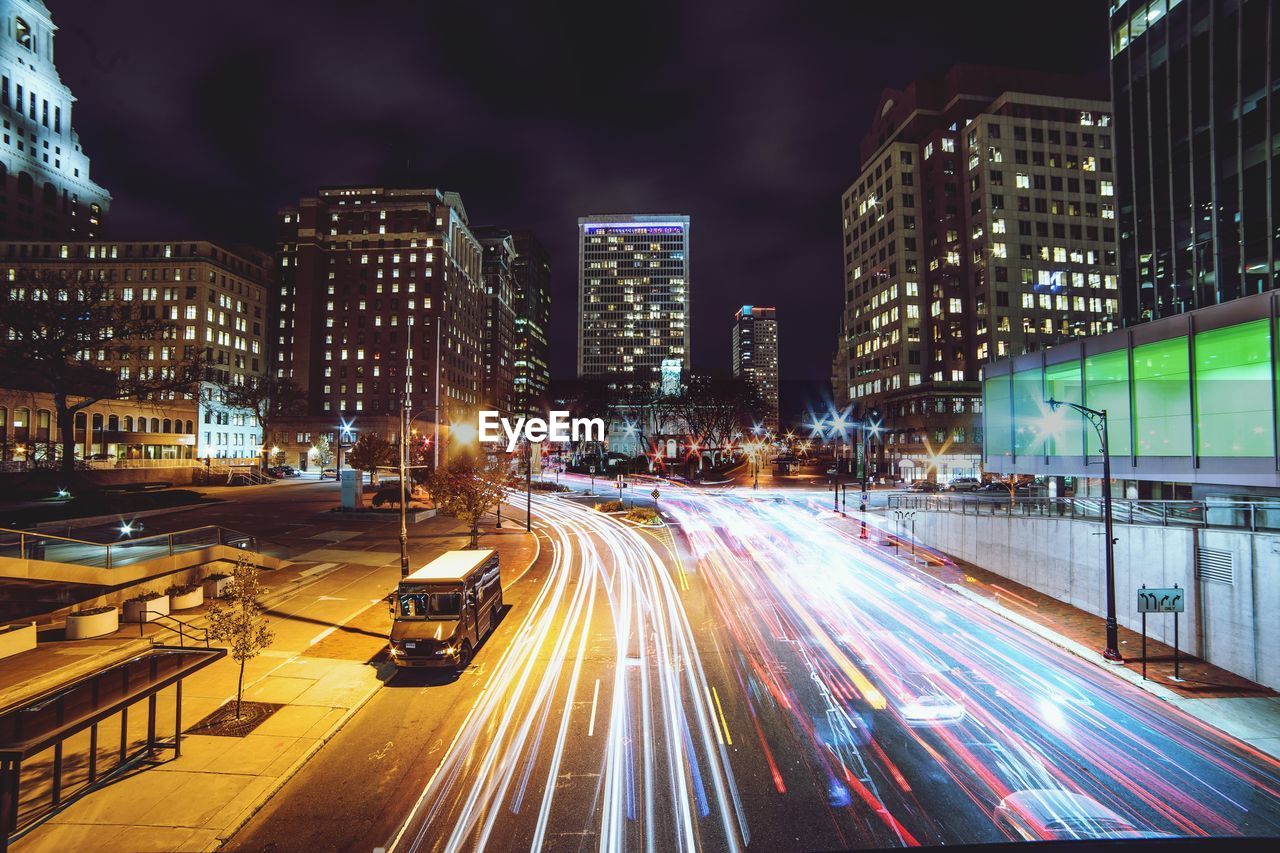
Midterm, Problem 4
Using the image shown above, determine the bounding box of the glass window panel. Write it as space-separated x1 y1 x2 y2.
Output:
1194 319 1273 457
983 375 1013 458
1132 336 1192 456
1012 368 1046 456
1045 360 1084 456
1083 348 1132 457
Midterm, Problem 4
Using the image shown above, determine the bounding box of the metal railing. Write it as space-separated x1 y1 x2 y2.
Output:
885 494 1280 532
136 611 210 648
0 525 257 570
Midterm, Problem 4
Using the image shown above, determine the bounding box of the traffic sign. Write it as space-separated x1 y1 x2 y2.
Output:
1137 586 1184 613
651 488 660 500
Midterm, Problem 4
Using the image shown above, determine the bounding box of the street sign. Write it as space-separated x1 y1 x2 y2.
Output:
651 488 661 500
1137 587 1185 613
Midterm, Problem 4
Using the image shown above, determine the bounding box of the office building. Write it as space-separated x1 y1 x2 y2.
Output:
0 0 110 239
511 229 551 416
0 239 271 461
1111 0 1277 323
578 214 690 380
731 305 779 433
272 187 484 469
837 65 1118 483
474 226 518 416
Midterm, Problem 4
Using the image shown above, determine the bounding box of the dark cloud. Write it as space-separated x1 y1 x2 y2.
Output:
50 0 1109 382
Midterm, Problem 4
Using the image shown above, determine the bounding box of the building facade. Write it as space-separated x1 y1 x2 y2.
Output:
578 214 690 380
0 239 270 460
837 65 1119 483
474 226 518 416
731 305 779 433
511 230 551 416
982 288 1279 498
0 0 109 240
272 187 484 468
1111 0 1277 324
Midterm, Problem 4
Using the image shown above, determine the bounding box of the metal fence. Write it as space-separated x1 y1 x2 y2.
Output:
0 525 257 569
885 494 1280 532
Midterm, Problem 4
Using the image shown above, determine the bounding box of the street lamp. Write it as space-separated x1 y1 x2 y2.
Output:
1047 397 1123 663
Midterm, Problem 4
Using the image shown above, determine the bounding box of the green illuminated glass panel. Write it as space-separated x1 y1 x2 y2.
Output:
1194 319 1273 457
983 375 1012 457
1012 368 1046 456
1045 360 1084 456
1132 337 1191 456
1083 348 1131 456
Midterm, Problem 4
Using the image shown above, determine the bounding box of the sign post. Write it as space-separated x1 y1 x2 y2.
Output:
617 474 628 507
651 487 660 514
1136 584 1185 681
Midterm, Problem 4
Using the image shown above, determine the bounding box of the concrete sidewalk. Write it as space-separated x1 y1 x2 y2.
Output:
824 508 1280 759
5 515 539 853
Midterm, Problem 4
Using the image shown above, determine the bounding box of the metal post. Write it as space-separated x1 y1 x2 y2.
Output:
399 389 410 578
1173 608 1181 681
175 680 183 759
525 440 532 533
1141 609 1147 681
1099 412 1122 662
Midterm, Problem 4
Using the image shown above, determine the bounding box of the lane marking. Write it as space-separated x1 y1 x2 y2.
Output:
588 678 601 737
711 685 733 746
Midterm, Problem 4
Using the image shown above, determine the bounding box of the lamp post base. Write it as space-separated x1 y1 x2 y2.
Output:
1101 647 1125 663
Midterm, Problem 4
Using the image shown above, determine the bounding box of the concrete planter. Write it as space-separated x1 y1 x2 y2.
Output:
0 622 37 659
203 575 232 599
123 596 169 624
65 608 119 640
169 588 204 611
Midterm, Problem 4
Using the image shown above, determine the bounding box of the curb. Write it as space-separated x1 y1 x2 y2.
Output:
207 673 384 851
947 581 1183 703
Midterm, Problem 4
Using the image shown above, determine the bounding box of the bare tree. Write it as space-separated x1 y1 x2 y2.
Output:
206 553 274 719
0 274 204 477
203 375 304 468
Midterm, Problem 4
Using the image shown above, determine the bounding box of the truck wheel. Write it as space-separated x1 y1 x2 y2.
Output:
456 642 473 672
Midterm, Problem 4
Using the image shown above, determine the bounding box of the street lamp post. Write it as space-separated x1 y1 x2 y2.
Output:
1047 397 1123 663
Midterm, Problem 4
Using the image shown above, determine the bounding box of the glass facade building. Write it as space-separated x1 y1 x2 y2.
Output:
982 289 1280 489
1111 0 1279 324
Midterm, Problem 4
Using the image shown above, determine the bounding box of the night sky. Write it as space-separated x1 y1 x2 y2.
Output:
50 1 1109 386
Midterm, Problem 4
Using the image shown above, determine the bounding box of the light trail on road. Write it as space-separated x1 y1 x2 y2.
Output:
662 490 1280 847
388 494 747 853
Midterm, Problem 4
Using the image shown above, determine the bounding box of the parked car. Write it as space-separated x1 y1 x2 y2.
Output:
319 467 338 480
1013 479 1048 496
946 477 981 492
908 480 940 492
826 467 839 475
975 481 1007 493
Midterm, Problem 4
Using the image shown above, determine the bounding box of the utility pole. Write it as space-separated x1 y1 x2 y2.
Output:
399 345 412 577
525 439 532 532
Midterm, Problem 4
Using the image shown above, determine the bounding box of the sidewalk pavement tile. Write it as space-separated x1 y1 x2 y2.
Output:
293 547 399 566
14 822 127 852
45 767 175 826
208 734 303 776
250 703 334 738
133 772 259 829
241 674 315 705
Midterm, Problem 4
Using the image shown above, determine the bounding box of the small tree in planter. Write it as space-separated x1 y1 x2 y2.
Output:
346 433 395 487
206 553 274 718
426 446 512 547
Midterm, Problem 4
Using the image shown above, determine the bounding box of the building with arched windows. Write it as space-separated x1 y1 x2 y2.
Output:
0 0 110 240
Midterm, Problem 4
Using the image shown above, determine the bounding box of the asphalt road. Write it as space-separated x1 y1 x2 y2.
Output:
226 479 1280 852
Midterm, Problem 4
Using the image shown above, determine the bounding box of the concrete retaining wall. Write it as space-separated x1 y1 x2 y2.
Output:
912 510 1280 690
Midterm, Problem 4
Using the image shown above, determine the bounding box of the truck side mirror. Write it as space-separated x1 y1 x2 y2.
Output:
387 593 396 616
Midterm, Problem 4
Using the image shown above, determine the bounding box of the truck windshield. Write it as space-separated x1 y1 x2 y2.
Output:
397 590 463 619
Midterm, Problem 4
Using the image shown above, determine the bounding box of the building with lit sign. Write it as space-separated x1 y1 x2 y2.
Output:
836 65 1119 483
578 214 690 380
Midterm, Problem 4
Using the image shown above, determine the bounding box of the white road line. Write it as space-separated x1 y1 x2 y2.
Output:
587 678 601 737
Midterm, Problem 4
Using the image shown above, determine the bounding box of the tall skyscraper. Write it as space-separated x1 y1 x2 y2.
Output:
272 187 484 466
0 0 110 239
837 65 1117 482
578 214 690 380
1111 0 1277 323
732 305 779 433
473 226 518 416
511 229 551 416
